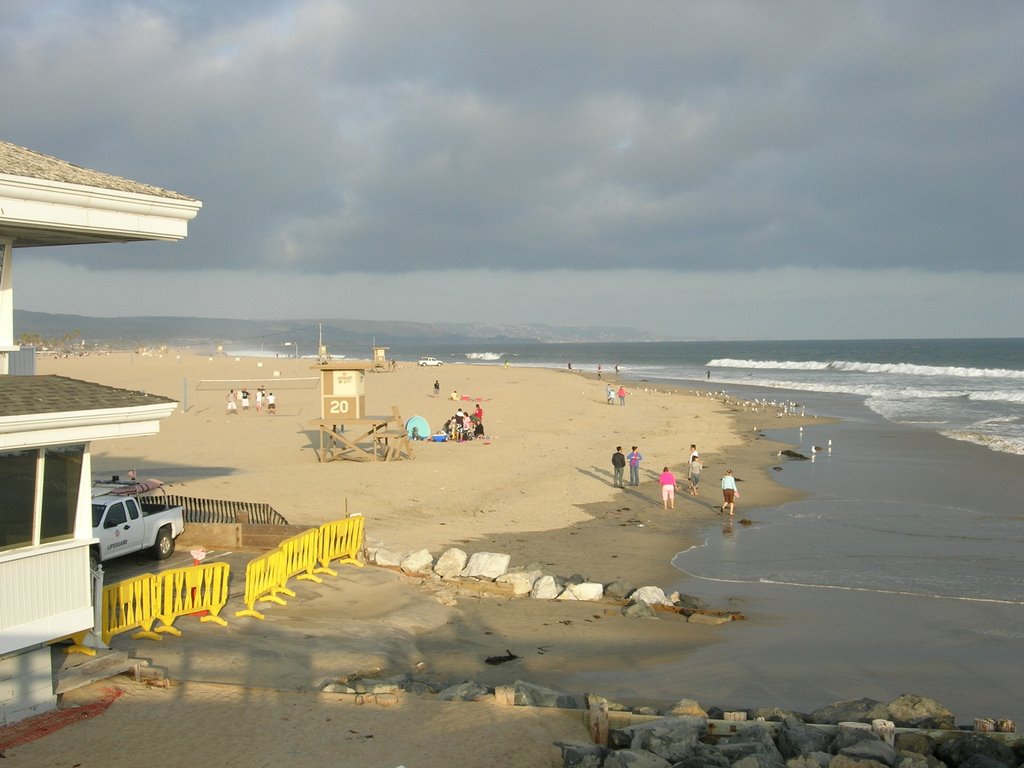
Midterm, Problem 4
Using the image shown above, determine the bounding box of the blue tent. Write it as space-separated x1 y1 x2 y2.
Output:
405 415 430 440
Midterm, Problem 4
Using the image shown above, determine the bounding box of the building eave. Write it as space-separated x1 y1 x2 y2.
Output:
0 175 202 247
0 402 178 448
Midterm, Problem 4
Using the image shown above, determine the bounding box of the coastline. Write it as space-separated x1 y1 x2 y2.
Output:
5 351 873 765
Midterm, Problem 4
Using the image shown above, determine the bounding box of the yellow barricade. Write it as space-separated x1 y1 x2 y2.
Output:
277 528 323 589
153 562 231 636
235 548 290 620
316 515 365 576
101 574 161 645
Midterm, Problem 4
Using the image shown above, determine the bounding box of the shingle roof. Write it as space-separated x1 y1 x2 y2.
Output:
0 139 194 201
0 375 176 418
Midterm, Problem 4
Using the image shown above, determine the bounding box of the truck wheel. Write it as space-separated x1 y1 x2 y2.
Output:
152 526 175 560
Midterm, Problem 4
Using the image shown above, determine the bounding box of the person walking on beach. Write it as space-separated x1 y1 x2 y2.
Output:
606 384 615 405
241 388 250 413
720 469 738 515
689 444 699 462
267 392 276 415
627 446 643 486
255 386 264 414
433 380 440 397
617 385 627 406
226 390 238 416
659 467 678 510
611 446 626 488
688 454 703 496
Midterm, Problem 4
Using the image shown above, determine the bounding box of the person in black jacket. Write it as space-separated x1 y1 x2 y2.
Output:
611 446 626 488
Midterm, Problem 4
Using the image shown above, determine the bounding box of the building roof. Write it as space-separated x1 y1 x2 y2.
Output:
0 375 175 418
0 138 202 248
0 139 194 201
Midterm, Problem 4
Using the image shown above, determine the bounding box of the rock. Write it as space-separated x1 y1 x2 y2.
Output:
673 593 707 611
433 548 467 578
348 678 401 695
785 752 832 767
732 754 786 768
715 723 785 766
461 551 510 580
612 716 706 762
893 732 935 757
399 548 433 575
631 586 673 606
784 755 827 768
934 733 1016 768
553 739 611 768
586 693 632 712
839 740 899 766
958 755 1014 768
603 749 671 768
605 578 634 600
828 757 888 768
531 574 561 599
688 612 732 625
436 681 490 701
777 721 832 759
752 706 808 723
319 682 356 694
676 744 732 767
370 547 405 567
664 698 707 718
510 680 583 709
564 573 587 586
498 570 540 595
886 694 955 730
622 601 657 618
891 753 931 768
831 725 881 754
811 698 890 725
558 582 604 601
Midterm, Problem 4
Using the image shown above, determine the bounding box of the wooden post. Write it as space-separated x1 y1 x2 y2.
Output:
588 700 609 746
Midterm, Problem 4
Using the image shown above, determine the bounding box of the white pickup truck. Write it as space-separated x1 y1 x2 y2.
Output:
91 481 185 564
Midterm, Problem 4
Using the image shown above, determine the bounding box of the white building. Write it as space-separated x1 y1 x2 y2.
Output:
0 140 201 724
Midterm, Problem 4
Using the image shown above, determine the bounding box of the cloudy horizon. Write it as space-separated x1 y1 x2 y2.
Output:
2 1 1021 340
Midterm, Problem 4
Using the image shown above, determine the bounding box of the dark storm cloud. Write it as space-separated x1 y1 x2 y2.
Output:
2 1 1021 275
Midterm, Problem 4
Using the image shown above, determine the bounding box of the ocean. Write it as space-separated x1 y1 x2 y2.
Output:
229 336 1024 720
272 337 1024 456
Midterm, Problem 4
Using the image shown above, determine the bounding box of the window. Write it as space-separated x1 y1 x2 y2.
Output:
40 445 83 544
103 502 127 529
0 444 86 551
0 450 37 551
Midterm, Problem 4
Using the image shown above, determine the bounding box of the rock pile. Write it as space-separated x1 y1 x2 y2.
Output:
320 670 1021 767
365 545 741 622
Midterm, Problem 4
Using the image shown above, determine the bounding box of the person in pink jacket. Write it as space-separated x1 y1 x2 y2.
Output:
659 467 677 510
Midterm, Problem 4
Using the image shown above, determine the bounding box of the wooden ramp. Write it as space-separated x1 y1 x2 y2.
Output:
53 648 138 695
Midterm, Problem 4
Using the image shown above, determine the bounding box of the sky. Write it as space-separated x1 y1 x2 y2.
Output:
2 0 1022 340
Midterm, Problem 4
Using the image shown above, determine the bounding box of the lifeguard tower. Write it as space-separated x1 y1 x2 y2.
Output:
371 345 392 372
310 362 412 462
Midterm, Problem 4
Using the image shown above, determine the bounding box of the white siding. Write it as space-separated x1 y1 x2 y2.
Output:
0 646 56 725
0 542 93 655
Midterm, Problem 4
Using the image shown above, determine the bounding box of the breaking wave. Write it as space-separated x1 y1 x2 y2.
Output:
707 358 1024 379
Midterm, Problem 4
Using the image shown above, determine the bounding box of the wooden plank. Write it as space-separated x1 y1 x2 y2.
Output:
54 650 134 694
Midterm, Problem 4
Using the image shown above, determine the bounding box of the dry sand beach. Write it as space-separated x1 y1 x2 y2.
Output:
8 351 813 767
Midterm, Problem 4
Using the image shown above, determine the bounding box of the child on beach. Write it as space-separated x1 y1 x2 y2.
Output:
688 454 703 496
720 469 738 515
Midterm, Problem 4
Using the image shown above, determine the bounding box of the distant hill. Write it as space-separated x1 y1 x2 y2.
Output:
13 310 653 349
